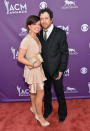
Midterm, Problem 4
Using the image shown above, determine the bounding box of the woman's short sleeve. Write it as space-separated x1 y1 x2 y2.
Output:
20 37 29 50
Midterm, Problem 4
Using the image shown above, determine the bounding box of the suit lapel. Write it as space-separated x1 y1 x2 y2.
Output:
47 26 57 50
46 26 56 42
40 26 57 49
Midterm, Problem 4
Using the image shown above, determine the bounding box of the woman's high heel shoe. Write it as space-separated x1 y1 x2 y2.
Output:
35 114 50 127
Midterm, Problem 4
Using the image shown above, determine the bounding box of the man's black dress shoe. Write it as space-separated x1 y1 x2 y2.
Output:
59 117 65 122
59 115 67 122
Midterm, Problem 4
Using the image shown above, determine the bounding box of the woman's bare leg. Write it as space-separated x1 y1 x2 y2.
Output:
29 85 37 115
35 89 50 124
35 89 44 116
30 94 37 114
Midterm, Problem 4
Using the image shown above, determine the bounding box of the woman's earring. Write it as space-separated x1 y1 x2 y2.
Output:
29 30 32 34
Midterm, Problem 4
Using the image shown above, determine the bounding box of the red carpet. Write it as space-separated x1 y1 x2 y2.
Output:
0 99 90 131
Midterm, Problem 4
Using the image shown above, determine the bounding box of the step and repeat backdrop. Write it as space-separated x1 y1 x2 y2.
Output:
0 0 90 102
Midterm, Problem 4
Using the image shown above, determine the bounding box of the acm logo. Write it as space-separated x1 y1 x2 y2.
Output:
17 85 30 96
4 0 27 14
11 47 18 60
88 82 90 93
57 25 69 35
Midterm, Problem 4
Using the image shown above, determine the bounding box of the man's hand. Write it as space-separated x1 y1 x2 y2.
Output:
55 72 63 80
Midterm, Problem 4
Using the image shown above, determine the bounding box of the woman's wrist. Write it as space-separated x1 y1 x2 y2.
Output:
32 63 34 68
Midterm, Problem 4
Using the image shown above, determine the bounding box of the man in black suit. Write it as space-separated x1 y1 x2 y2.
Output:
38 8 69 122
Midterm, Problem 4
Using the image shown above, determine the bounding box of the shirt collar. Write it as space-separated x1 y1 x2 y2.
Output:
43 24 54 33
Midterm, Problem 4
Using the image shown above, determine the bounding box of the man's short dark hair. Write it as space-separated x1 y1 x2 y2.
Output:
38 8 53 19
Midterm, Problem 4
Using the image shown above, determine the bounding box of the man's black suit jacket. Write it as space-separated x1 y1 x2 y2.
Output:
38 26 69 78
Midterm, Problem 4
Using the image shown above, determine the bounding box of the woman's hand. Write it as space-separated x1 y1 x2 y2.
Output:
33 60 41 68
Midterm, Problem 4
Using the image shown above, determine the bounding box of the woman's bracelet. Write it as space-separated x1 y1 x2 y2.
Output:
33 61 37 68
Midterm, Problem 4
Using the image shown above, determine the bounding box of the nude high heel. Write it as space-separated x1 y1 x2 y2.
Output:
35 114 50 127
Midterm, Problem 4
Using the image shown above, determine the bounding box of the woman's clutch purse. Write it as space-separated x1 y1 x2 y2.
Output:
28 53 43 69
35 53 43 63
